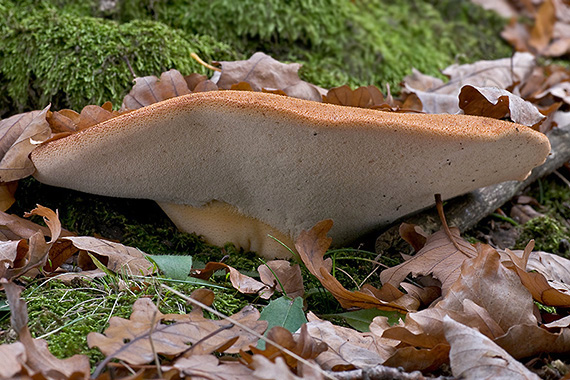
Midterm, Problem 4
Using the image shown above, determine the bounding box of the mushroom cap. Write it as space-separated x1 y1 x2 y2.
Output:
31 90 550 257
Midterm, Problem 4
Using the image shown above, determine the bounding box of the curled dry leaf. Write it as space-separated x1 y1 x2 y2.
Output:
295 220 410 312
444 316 541 380
241 324 327 371
0 342 26 379
0 106 51 183
323 85 385 108
504 244 570 307
192 261 273 299
459 85 545 128
305 313 394 371
47 102 119 134
173 355 254 380
379 227 477 296
3 280 91 379
63 236 153 276
251 356 310 380
121 69 191 111
88 296 268 365
258 260 304 298
0 205 63 279
215 52 325 102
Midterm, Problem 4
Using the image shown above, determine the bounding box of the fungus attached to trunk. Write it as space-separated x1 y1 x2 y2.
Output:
30 91 550 258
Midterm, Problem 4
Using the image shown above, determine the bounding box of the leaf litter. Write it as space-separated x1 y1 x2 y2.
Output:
4 10 570 376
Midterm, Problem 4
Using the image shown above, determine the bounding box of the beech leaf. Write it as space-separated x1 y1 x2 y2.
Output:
121 69 191 111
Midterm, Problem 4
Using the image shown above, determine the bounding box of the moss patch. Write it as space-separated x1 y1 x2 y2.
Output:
0 3 240 117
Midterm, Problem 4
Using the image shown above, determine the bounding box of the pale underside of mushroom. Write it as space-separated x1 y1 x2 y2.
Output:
31 91 551 258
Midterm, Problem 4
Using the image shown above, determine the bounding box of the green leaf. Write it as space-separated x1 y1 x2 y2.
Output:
146 254 193 280
258 296 307 349
334 309 405 332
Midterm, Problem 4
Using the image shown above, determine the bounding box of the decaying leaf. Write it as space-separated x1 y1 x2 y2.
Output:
296 220 411 312
459 85 545 128
323 85 385 108
305 313 395 371
215 52 325 102
3 280 91 379
63 236 154 276
380 227 477 295
444 316 541 380
173 355 254 380
0 106 51 183
192 261 273 299
0 205 63 279
88 294 268 364
242 324 327 371
47 102 119 133
251 355 312 380
121 69 191 111
258 260 304 298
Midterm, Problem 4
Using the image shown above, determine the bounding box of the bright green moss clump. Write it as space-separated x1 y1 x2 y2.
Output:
0 5 239 117
1 0 511 117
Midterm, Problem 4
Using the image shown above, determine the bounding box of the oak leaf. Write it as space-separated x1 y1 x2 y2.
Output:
215 52 325 102
88 296 268 364
258 260 304 298
173 355 254 379
296 220 411 312
380 227 477 295
444 316 541 380
0 106 51 183
121 69 191 111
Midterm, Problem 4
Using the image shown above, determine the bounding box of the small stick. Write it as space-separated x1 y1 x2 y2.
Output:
191 52 221 72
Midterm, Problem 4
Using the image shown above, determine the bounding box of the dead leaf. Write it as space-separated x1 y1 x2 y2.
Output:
173 355 254 380
0 342 26 378
258 260 304 298
215 52 326 102
192 261 273 299
0 106 51 182
3 280 91 379
305 313 394 370
63 236 154 276
296 220 410 312
121 69 191 111
458 85 545 128
251 356 308 380
323 85 385 108
380 227 477 295
1 205 63 279
529 0 556 53
0 181 17 212
444 316 541 380
88 296 267 364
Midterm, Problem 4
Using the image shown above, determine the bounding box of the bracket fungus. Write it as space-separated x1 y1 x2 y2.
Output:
30 91 550 258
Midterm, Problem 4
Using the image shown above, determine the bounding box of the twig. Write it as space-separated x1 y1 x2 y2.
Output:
190 52 221 72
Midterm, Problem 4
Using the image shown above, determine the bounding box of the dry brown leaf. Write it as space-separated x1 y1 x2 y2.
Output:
380 227 476 295
305 313 394 371
0 181 18 212
3 280 91 379
323 85 385 108
458 85 545 128
0 106 51 183
88 296 268 364
398 223 427 252
494 323 570 359
215 52 325 102
192 261 273 299
444 316 541 380
63 236 153 276
121 69 191 111
402 53 536 114
251 356 308 380
504 246 570 307
295 220 410 312
173 355 254 380
242 324 327 371
0 342 26 378
258 260 304 298
0 205 63 279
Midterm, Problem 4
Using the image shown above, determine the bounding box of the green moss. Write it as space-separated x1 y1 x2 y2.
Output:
515 215 569 256
0 5 239 116
0 0 511 117
0 278 248 365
